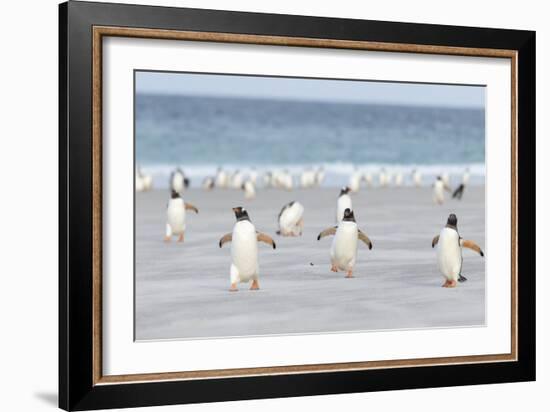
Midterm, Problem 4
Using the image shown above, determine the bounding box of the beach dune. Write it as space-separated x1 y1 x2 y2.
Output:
135 186 485 340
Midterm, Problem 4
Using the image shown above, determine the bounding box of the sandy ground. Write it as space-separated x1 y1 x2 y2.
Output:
135 185 485 340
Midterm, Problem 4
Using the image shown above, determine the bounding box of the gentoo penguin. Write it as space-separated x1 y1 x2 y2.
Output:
452 184 465 200
315 167 325 187
215 167 228 188
394 171 403 187
170 168 186 194
433 176 450 205
137 167 153 191
280 170 293 190
363 171 373 187
349 169 362 193
336 186 352 222
219 207 276 291
276 201 305 236
300 168 316 188
231 170 244 189
441 172 451 187
242 180 256 200
378 168 388 187
317 208 372 278
135 168 145 192
462 168 471 185
164 190 199 242
412 169 422 187
249 168 258 185
431 213 484 288
202 176 215 190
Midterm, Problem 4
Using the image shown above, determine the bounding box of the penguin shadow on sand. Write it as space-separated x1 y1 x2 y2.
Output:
431 213 484 288
218 207 276 292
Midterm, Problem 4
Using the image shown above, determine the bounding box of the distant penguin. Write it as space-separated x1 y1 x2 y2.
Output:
363 171 373 187
412 169 422 187
431 213 484 288
281 170 293 190
349 169 362 193
135 169 145 192
394 171 403 187
317 208 373 278
215 167 228 188
433 176 450 205
263 171 273 188
170 168 186 194
249 168 259 185
164 190 199 242
452 184 465 200
202 176 215 190
142 173 153 191
336 186 352 222
231 170 244 189
442 172 451 188
300 168 316 188
462 168 471 185
242 180 256 200
277 201 304 237
379 168 388 187
315 167 325 187
219 207 276 291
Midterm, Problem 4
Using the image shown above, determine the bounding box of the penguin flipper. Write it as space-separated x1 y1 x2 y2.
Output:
431 235 440 248
185 202 199 214
317 226 337 241
358 230 373 250
219 233 232 248
460 239 484 256
257 232 276 249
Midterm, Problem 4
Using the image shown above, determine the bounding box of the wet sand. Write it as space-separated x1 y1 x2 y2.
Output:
135 186 485 340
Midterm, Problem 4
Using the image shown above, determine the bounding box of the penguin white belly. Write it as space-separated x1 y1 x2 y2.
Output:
331 223 358 271
349 174 361 192
167 199 186 235
336 196 352 222
433 182 444 204
279 203 304 235
231 221 259 283
437 228 462 281
172 174 184 193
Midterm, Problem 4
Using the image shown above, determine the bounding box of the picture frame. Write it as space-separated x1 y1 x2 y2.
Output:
59 1 535 410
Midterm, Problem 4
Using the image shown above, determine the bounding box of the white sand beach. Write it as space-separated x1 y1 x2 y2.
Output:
135 186 485 340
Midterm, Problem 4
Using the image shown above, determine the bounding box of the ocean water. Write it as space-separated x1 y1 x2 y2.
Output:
136 94 485 187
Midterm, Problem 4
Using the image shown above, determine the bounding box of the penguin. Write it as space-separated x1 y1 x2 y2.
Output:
363 171 373 187
215 167 228 188
378 168 390 187
412 169 422 187
231 170 244 189
280 170 293 190
433 176 450 205
135 168 145 192
300 168 316 188
164 190 199 242
263 171 273 188
336 186 352 222
202 176 215 190
170 168 186 194
349 169 362 193
462 168 471 185
442 172 451 188
242 180 256 200
394 171 403 187
452 183 465 200
317 208 372 278
276 201 304 237
315 167 325 187
249 168 259 185
219 207 276 291
431 213 484 288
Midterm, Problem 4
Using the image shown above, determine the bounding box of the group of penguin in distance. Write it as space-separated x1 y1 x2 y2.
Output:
164 183 484 292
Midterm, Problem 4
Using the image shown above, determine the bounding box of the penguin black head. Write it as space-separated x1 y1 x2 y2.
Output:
232 207 250 222
170 190 181 199
446 213 458 228
436 175 442 180
342 208 356 222
339 186 351 196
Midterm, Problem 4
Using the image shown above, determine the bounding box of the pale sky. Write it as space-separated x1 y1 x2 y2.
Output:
135 71 485 108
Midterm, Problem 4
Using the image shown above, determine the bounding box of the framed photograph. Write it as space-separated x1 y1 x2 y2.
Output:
59 1 535 410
